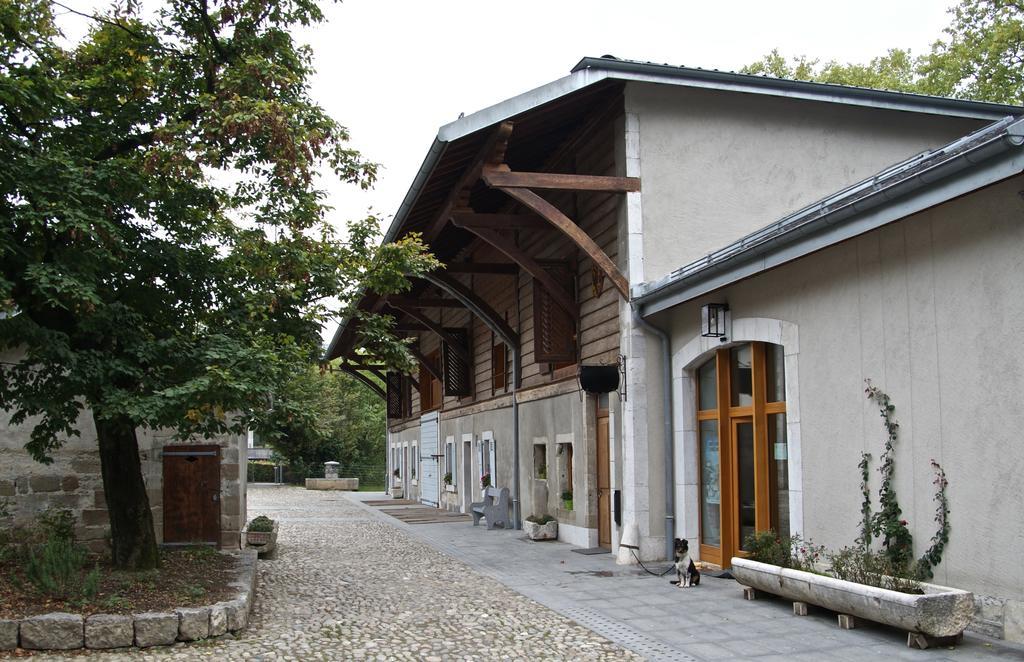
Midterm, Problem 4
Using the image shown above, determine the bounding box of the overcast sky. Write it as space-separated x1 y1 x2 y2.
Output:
299 0 957 233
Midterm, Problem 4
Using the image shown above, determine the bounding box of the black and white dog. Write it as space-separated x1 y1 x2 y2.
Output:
671 538 700 588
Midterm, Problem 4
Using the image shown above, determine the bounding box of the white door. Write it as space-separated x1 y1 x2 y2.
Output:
419 411 440 507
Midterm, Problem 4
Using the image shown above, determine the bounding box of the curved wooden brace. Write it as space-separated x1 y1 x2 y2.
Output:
388 303 471 363
409 347 442 382
419 272 519 349
494 185 629 299
339 366 386 400
457 226 577 317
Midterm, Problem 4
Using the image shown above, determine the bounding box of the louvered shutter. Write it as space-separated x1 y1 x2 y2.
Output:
442 327 472 397
532 261 577 363
386 371 403 419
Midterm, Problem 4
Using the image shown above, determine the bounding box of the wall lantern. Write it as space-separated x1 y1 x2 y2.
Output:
700 303 730 339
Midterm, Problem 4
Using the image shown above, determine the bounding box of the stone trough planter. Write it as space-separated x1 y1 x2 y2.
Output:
0 550 258 652
731 558 974 645
244 520 279 558
523 518 558 541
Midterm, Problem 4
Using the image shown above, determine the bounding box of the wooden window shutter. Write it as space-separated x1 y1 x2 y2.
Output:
532 261 577 363
491 333 507 393
442 327 472 397
386 371 403 419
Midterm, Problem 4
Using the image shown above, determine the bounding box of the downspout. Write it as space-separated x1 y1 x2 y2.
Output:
512 349 522 529
631 303 675 561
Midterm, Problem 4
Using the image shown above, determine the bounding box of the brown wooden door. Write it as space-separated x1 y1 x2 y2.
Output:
596 400 611 548
163 445 221 546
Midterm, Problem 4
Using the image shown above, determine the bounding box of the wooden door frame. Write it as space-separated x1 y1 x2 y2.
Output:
696 342 783 568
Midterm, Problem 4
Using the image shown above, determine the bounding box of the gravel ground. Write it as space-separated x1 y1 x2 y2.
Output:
25 486 640 661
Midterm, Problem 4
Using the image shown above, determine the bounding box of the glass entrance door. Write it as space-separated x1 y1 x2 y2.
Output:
695 342 788 567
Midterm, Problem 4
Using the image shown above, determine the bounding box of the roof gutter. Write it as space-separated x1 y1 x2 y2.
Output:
635 117 1024 317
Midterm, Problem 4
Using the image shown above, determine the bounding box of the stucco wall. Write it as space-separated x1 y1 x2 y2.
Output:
626 82 985 283
659 175 1024 637
0 370 248 550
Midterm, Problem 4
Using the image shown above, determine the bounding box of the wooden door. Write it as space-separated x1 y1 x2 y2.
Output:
596 399 611 548
163 445 221 546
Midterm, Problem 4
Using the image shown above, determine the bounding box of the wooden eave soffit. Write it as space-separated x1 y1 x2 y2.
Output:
387 302 471 364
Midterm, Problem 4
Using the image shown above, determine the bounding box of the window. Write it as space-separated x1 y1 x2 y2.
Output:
533 442 547 480
444 436 457 488
480 431 497 488
419 351 442 412
533 261 577 365
695 342 788 567
410 442 418 483
556 439 573 496
492 334 508 394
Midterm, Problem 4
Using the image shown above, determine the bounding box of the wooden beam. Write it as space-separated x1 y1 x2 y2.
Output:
460 226 577 317
420 272 519 348
441 262 518 275
424 121 514 243
450 212 549 231
482 170 640 193
338 366 386 400
340 362 386 371
409 347 442 382
394 322 428 332
387 297 465 309
494 186 629 299
389 304 471 363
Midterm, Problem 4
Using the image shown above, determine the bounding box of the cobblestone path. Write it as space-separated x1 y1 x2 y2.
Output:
30 485 640 661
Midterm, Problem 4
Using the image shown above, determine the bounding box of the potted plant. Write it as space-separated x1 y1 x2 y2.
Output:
537 464 547 480
443 472 455 492
524 514 558 541
481 472 491 489
561 489 573 511
244 514 278 557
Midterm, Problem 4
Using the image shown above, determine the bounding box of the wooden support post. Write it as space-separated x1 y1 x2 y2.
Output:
837 614 856 630
793 602 808 616
743 587 757 601
907 632 963 650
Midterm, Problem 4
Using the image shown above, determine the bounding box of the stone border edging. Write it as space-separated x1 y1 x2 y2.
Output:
0 549 258 651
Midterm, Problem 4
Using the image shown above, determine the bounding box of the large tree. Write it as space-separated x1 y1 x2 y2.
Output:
0 0 436 569
742 0 1024 105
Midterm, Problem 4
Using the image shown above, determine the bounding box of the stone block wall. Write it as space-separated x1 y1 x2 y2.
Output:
1 409 247 551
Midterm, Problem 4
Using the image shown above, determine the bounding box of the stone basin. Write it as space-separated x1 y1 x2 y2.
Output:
731 558 974 638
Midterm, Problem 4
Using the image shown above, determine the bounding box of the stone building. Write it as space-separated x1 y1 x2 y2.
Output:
328 56 1023 641
0 348 248 551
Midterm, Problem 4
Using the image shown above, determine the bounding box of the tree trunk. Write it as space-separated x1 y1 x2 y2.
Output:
94 413 160 570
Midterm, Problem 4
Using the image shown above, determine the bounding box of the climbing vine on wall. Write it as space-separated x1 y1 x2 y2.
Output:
861 380 951 579
856 452 872 550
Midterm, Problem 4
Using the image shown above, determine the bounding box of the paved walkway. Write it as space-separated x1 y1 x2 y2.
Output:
353 491 1024 662
25 485 1024 661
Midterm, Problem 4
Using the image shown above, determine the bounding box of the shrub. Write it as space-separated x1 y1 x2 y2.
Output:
26 537 99 601
828 547 922 594
744 531 825 573
526 514 555 525
480 473 491 488
248 515 274 533
37 507 76 544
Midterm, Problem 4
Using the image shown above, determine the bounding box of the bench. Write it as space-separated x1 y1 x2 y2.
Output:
470 486 511 530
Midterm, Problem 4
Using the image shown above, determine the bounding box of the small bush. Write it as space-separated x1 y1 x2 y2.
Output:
26 537 98 601
248 515 274 533
526 514 554 525
744 531 825 573
828 547 922 594
560 490 573 502
37 507 76 544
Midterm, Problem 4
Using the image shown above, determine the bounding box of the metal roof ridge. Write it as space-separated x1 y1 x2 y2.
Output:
572 56 1024 119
